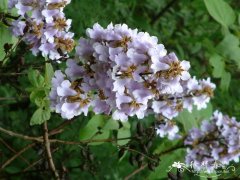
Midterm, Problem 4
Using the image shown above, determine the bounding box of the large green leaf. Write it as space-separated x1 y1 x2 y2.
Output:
79 115 108 140
79 115 119 145
30 108 51 126
0 0 8 12
87 131 110 146
44 63 54 87
176 103 213 132
154 139 181 155
220 71 231 91
117 122 131 146
209 54 225 78
217 34 240 68
204 0 235 27
103 118 119 130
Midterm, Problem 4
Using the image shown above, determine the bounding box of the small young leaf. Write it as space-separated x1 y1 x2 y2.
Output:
28 69 45 87
30 89 46 107
30 108 51 125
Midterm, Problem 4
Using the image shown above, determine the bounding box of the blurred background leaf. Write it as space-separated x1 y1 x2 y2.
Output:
204 0 236 28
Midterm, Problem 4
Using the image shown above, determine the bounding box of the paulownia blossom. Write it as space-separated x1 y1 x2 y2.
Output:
8 0 74 60
49 23 216 125
185 111 240 171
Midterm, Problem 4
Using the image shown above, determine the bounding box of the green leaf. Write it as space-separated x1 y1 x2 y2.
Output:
5 166 21 174
177 104 212 132
88 131 110 146
30 108 51 125
117 122 131 146
220 71 231 91
0 0 8 12
79 115 112 145
79 115 105 140
44 63 54 87
148 149 185 180
154 139 180 155
0 25 17 61
103 118 119 130
30 89 46 107
28 69 45 87
204 0 235 27
238 13 240 25
209 54 225 78
217 34 240 68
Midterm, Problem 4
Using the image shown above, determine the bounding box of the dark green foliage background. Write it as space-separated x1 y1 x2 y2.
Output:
1 0 240 179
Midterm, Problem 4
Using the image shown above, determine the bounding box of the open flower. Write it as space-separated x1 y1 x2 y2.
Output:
49 23 215 122
9 0 74 60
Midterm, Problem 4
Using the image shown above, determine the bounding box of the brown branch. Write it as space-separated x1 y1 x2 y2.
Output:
23 158 43 172
23 147 59 172
0 138 30 165
158 143 185 157
48 119 75 136
0 143 36 170
0 126 43 142
0 95 28 101
0 72 28 76
124 164 148 180
43 122 60 180
157 137 186 157
0 126 62 143
48 129 64 136
49 136 133 145
124 147 158 163
0 125 132 145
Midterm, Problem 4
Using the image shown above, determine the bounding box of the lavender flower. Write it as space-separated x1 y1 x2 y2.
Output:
8 0 74 60
49 23 215 122
185 111 240 171
155 118 181 140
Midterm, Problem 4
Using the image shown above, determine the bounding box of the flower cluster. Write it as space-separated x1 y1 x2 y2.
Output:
185 111 240 171
155 117 181 140
8 0 74 60
49 23 215 121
